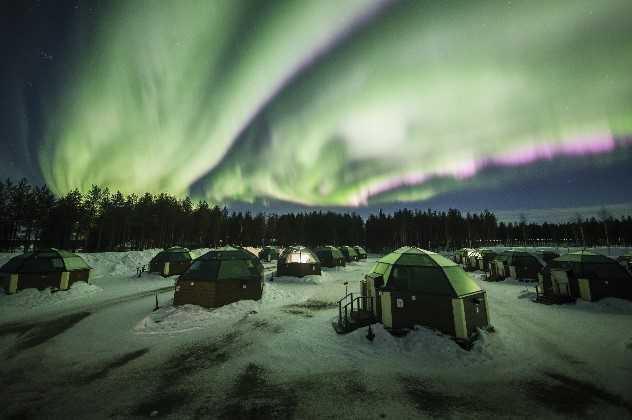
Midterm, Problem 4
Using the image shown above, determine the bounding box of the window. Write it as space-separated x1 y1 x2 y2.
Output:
388 266 409 290
51 258 64 269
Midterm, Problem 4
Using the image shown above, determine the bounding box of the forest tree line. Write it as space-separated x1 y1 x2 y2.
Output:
1 178 631 253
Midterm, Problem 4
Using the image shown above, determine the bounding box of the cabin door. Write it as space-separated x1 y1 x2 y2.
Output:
381 291 392 328
551 270 570 296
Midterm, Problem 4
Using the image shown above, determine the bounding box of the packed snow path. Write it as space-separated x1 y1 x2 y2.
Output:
0 258 631 419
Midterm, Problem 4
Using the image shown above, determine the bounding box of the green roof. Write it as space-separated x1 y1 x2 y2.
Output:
378 246 457 267
554 251 615 264
339 246 359 256
370 247 481 297
199 246 258 261
0 248 91 273
315 246 344 259
353 246 367 255
151 246 192 263
181 246 263 281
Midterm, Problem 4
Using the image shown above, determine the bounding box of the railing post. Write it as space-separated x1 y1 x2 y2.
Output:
344 306 349 327
350 293 354 312
338 301 342 326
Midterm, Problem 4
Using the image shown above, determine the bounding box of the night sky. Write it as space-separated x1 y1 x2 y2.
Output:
2 0 632 220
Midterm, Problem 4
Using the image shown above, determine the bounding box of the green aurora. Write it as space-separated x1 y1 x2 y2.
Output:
40 0 632 207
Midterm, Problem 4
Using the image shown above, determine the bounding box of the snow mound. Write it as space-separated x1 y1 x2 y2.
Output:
272 271 329 284
344 324 493 366
0 281 103 313
134 301 259 335
574 297 632 314
260 283 306 307
78 249 162 278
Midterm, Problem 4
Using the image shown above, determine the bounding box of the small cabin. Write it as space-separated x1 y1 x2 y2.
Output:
617 253 632 272
358 247 489 340
353 246 368 260
539 251 632 302
505 250 545 281
258 246 281 262
339 246 359 262
173 246 264 308
149 247 192 277
314 246 346 268
0 248 92 294
490 250 544 281
463 249 482 271
475 249 498 272
489 253 509 281
277 246 321 277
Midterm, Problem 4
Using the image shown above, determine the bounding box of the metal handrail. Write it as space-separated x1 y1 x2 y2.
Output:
339 295 375 329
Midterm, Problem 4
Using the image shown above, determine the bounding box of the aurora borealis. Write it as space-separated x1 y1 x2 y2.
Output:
3 0 632 214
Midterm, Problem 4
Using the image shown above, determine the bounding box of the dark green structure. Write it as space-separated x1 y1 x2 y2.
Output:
489 252 510 281
174 246 264 308
359 247 489 339
490 250 544 281
314 246 346 268
353 246 368 259
149 246 192 277
339 246 359 262
0 248 91 294
277 246 321 277
535 250 560 265
540 251 632 302
475 249 499 272
454 248 474 265
258 246 281 262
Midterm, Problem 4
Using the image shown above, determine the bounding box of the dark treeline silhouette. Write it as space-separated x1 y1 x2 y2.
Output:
1 179 631 252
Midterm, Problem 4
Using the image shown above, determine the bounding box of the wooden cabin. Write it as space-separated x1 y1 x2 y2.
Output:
489 253 510 281
0 248 92 294
353 246 368 260
258 246 281 262
475 249 498 272
617 253 632 273
505 250 545 281
339 246 359 262
539 251 632 302
173 246 264 308
356 247 489 340
314 246 346 268
149 247 192 277
277 246 321 277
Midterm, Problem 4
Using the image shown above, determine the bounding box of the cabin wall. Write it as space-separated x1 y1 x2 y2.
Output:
69 269 91 287
383 291 456 335
14 272 63 291
150 260 190 276
512 265 541 281
174 280 217 307
174 278 263 308
277 262 321 277
461 292 489 337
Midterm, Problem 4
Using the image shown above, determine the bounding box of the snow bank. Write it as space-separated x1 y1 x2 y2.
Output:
271 271 330 285
344 324 493 366
78 249 162 278
134 301 259 335
0 282 103 314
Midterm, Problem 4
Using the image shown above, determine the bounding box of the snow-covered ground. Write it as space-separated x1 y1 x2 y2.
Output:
0 253 631 419
0 249 214 324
